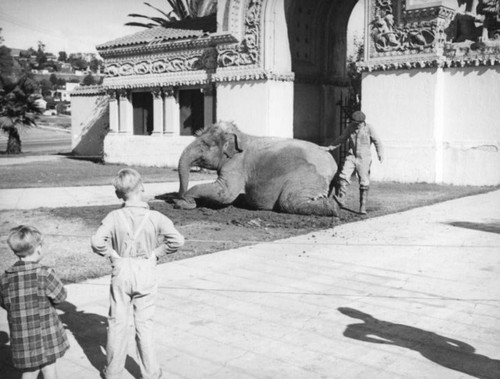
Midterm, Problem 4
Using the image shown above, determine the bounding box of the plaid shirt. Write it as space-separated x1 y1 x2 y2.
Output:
0 261 69 369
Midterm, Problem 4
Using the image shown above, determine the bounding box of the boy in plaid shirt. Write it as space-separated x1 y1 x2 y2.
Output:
91 168 184 379
0 225 69 379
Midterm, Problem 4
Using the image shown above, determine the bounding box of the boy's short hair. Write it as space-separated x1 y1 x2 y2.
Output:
7 225 43 257
113 168 143 199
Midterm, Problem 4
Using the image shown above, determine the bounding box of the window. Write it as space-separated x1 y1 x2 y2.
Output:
179 89 205 136
132 92 153 135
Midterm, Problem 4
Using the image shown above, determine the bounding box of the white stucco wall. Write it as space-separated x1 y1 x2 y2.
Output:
441 66 500 185
362 66 500 186
103 134 195 167
216 80 294 138
362 68 440 183
71 95 109 157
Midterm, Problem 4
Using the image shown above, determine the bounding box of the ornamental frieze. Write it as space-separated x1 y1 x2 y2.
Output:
104 49 218 77
364 0 500 71
217 0 263 68
369 0 451 56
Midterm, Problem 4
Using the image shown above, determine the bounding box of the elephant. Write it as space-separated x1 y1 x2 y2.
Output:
174 121 340 217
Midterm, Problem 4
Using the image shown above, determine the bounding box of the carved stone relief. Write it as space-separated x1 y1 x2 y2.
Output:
104 49 218 77
446 0 500 42
217 0 263 67
362 0 500 71
369 0 447 55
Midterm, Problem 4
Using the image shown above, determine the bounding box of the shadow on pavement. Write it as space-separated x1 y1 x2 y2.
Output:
446 221 500 235
59 302 141 378
338 307 500 379
0 331 20 378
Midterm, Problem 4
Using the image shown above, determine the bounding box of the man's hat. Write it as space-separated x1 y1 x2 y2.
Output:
351 111 366 123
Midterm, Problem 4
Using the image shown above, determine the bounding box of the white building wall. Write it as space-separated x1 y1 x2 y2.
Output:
71 95 109 157
104 134 195 167
441 66 500 185
216 80 294 138
362 66 500 186
362 68 439 183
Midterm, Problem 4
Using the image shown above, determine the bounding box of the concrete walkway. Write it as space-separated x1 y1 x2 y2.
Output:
0 181 210 210
1 190 499 378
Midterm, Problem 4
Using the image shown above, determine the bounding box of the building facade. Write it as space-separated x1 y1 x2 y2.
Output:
71 0 500 184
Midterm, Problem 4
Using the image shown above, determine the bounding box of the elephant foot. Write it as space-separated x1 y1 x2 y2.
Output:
174 198 197 210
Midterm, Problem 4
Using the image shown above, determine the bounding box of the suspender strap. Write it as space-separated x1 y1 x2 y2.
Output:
116 210 151 257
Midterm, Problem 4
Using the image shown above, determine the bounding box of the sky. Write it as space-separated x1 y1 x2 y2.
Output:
0 0 364 55
0 0 168 54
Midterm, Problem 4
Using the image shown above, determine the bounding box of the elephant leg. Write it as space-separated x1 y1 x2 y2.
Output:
279 195 340 217
276 175 340 217
175 179 242 209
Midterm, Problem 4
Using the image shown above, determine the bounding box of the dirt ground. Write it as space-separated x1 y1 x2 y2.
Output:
0 181 496 283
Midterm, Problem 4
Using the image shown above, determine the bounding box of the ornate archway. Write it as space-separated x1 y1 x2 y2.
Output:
216 0 359 143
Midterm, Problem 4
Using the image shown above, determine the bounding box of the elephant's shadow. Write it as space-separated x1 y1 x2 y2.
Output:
338 307 500 379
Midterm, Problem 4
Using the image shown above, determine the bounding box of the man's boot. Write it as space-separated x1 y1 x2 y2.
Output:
359 187 368 214
336 179 348 207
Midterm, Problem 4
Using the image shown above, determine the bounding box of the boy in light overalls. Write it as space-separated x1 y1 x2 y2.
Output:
91 169 184 379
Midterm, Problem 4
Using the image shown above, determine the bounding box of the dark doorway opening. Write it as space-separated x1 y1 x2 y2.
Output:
132 92 153 135
179 89 205 136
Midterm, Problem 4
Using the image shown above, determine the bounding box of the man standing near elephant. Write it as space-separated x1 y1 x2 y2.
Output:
324 111 384 214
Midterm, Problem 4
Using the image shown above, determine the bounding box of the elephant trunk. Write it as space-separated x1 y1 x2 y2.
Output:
178 142 199 197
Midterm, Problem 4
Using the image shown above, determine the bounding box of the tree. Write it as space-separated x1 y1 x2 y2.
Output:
89 58 103 73
58 51 67 62
346 33 364 101
125 0 217 28
36 41 47 68
40 79 53 96
81 73 98 86
68 54 88 71
49 73 58 86
0 75 41 154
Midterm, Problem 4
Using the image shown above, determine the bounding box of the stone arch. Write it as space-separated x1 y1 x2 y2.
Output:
218 0 360 142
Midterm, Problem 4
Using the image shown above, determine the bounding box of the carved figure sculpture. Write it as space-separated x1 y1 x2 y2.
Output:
476 0 500 40
174 121 340 217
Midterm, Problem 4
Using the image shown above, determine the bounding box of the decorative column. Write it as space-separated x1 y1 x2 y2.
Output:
107 90 119 133
202 86 215 128
118 89 133 134
163 87 180 136
152 89 164 135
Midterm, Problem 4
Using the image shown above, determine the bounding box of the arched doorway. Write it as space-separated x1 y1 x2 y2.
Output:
284 0 360 144
217 0 360 143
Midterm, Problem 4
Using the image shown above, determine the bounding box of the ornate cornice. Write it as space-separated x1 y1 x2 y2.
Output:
213 69 294 82
98 33 236 59
102 71 212 89
70 85 106 97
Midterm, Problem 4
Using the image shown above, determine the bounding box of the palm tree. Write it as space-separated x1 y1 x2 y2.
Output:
126 0 217 28
0 76 41 154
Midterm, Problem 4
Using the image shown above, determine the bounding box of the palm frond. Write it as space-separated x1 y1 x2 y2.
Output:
125 22 157 28
144 2 171 19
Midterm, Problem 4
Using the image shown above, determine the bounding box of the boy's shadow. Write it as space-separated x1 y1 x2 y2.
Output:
59 302 140 378
338 307 500 379
0 331 21 378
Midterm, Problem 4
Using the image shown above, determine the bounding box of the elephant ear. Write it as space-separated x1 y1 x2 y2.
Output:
222 132 243 158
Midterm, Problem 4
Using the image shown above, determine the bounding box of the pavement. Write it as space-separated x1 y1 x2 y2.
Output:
0 181 210 210
1 185 499 378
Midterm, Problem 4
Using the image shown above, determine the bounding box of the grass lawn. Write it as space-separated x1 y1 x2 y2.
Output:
0 157 215 188
0 181 496 284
